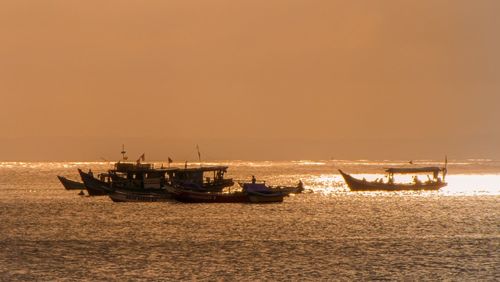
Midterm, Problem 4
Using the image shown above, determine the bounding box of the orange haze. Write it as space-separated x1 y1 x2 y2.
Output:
0 1 499 161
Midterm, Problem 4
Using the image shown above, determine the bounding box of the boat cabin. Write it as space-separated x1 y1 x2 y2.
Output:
107 162 177 189
167 166 234 191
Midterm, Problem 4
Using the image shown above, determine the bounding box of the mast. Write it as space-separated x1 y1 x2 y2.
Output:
121 144 128 161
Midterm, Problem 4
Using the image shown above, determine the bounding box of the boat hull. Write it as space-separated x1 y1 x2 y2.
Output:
108 189 173 202
171 188 248 203
57 176 85 190
246 192 284 203
339 170 447 191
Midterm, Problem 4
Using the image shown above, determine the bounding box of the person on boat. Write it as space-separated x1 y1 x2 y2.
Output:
298 180 304 189
88 169 93 177
251 175 256 184
413 176 421 185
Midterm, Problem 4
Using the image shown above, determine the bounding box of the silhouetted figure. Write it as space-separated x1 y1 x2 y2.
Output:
251 175 256 184
88 169 93 177
413 176 421 185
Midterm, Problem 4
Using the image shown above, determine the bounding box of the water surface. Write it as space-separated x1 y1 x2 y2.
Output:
0 160 499 280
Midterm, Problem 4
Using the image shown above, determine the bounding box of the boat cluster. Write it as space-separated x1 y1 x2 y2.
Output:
58 153 449 202
59 159 304 204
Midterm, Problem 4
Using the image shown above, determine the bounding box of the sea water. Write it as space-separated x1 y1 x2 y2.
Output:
0 160 499 280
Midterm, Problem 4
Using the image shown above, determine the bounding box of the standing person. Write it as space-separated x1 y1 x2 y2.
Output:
251 175 256 184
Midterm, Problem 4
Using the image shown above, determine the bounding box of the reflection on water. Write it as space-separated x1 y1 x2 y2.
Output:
0 161 499 280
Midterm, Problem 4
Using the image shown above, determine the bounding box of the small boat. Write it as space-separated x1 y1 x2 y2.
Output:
168 186 248 203
270 181 305 195
57 176 85 190
242 183 284 203
339 161 448 191
107 189 172 202
78 169 111 196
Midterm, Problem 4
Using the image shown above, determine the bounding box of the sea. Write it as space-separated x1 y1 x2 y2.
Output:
0 160 499 281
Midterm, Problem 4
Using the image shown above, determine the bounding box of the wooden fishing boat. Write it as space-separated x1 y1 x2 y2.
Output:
78 169 111 196
242 183 284 203
57 175 85 190
168 186 248 203
107 189 173 202
339 164 448 192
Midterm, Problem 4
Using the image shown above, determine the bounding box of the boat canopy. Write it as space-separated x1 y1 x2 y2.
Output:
113 162 176 173
385 167 444 174
172 166 228 173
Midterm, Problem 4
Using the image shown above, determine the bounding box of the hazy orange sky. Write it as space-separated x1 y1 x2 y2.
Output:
1 1 499 161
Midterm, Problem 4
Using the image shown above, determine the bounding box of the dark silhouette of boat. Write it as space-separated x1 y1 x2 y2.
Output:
77 146 236 201
339 163 448 191
107 189 173 202
242 183 284 203
57 176 85 190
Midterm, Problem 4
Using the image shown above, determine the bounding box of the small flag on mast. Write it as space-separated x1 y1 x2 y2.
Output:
137 153 145 163
168 157 173 167
196 145 201 164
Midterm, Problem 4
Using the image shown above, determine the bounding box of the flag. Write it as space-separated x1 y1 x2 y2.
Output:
196 145 201 162
168 157 173 163
137 153 145 163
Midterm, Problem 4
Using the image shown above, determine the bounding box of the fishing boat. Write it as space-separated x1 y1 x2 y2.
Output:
57 175 85 190
339 161 448 191
167 186 248 203
242 183 284 203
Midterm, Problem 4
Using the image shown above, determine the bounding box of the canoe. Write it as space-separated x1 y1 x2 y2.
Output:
338 169 447 191
57 176 85 190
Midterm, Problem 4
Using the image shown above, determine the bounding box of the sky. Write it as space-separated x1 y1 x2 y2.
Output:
0 1 499 161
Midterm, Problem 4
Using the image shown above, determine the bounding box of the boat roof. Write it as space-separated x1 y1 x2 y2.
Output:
385 167 444 174
112 162 178 173
170 166 229 173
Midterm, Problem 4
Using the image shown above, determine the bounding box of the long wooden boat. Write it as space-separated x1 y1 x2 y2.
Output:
57 176 85 190
107 189 173 202
168 186 248 203
78 169 110 196
339 168 447 192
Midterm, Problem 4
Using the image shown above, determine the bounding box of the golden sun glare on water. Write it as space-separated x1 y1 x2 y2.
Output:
307 174 500 196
